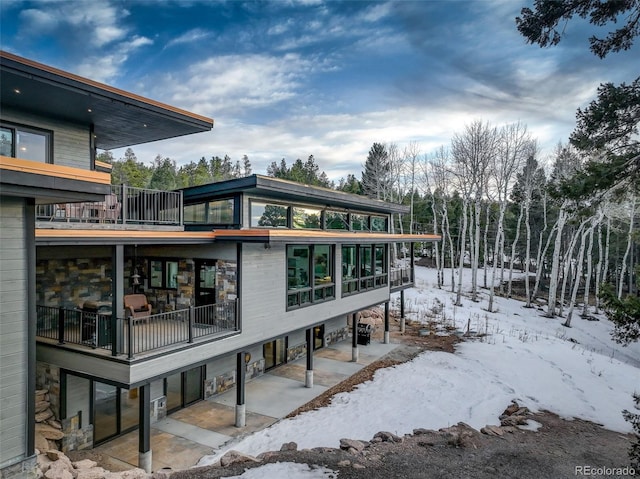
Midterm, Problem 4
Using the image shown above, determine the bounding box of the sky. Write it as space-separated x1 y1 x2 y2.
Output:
1 0 637 182
196 265 640 477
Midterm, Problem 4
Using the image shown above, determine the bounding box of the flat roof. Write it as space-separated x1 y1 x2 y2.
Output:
0 51 213 150
182 175 410 215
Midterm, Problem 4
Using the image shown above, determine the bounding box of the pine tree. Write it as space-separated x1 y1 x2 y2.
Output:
361 142 390 200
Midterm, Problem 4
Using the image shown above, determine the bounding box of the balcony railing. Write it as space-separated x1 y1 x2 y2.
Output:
36 300 238 360
37 184 183 226
389 266 414 289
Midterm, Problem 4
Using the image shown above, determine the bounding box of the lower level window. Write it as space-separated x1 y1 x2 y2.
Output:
342 244 387 296
287 244 334 309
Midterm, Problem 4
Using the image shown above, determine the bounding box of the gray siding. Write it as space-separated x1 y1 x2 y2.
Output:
65 375 90 427
0 197 28 468
1 107 90 169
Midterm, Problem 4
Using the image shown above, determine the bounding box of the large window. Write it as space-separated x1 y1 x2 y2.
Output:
325 211 349 230
251 201 289 227
184 199 234 225
149 259 179 289
292 207 321 229
0 122 51 163
342 244 387 296
287 244 334 309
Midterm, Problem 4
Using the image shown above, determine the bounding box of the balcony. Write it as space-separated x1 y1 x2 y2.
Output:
36 184 183 228
389 265 414 290
35 300 239 361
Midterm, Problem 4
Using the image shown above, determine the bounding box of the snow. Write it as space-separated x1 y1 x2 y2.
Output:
198 266 640 477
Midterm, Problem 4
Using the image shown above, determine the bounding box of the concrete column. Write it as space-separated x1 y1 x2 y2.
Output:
138 384 152 473
384 301 390 344
305 328 314 388
235 352 246 427
352 313 359 362
400 290 406 334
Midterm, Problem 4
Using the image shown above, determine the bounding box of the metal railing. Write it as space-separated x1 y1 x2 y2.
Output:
36 184 183 226
389 266 414 288
36 300 238 360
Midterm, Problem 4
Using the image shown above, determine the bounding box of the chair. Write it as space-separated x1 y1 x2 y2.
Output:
124 294 151 323
102 194 121 223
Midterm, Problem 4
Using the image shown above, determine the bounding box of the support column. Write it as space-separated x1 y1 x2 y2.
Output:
384 301 390 344
400 290 406 333
235 352 246 427
352 313 359 362
305 328 314 388
138 384 152 473
112 245 124 356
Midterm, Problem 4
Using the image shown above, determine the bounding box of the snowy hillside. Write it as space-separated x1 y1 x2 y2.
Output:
198 266 640 469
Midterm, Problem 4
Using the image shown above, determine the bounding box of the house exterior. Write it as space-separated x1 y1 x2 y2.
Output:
0 51 438 476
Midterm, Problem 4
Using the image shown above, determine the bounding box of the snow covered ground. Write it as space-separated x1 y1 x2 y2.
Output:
198 266 640 477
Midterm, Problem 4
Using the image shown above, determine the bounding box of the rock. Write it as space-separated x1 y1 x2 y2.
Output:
481 425 504 437
412 428 435 436
353 463 366 470
339 438 366 452
47 440 60 451
37 423 65 440
43 461 73 479
36 408 55 423
37 453 54 473
76 468 109 479
72 459 98 470
280 441 298 451
116 468 149 479
47 419 63 430
35 432 50 453
45 452 74 471
439 423 480 448
372 431 403 443
501 415 528 427
219 450 261 467
36 400 52 414
337 460 351 467
502 402 520 417
152 468 174 479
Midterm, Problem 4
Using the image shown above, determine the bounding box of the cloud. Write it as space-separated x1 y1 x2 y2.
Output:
165 28 213 48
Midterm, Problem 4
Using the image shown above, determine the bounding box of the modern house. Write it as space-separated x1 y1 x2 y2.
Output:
0 51 438 476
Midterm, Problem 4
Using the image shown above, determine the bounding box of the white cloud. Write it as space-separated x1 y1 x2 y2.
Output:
165 28 212 48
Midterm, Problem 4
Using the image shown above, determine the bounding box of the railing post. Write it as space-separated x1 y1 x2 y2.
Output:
235 297 240 331
111 315 118 357
58 307 65 344
121 184 128 224
188 306 194 343
127 316 134 360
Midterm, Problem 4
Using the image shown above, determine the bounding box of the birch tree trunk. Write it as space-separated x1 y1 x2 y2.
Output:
483 202 490 289
582 226 595 317
547 202 569 317
508 202 524 298
524 198 532 307
455 199 469 306
618 197 636 299
594 221 603 313
564 223 591 327
531 192 549 302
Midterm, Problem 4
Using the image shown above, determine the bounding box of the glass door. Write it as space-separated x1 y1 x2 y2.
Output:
264 337 287 370
165 366 203 413
184 367 203 406
165 373 182 413
93 382 118 444
314 325 324 350
195 259 217 306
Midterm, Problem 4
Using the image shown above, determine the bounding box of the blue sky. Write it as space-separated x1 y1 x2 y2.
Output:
1 0 637 181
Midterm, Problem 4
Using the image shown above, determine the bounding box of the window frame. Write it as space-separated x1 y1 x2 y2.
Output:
250 199 290 228
341 244 388 297
286 244 335 310
148 258 180 290
0 121 53 163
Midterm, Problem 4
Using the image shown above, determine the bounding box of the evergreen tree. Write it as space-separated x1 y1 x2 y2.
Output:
362 142 390 200
148 155 177 191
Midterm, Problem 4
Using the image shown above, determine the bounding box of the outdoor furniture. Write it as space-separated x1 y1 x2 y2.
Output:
103 193 121 222
124 294 151 323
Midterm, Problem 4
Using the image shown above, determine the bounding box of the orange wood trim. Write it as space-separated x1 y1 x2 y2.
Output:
1 51 214 126
94 160 112 171
36 229 217 240
214 228 441 241
0 156 111 184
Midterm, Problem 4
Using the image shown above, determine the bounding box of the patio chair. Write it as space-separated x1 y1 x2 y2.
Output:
124 294 151 324
102 193 121 223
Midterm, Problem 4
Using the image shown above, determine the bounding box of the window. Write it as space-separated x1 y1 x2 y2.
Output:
149 259 179 289
292 207 321 229
342 244 387 296
287 244 334 309
351 214 368 231
371 216 388 232
184 199 234 225
325 211 349 230
251 201 289 227
0 122 51 163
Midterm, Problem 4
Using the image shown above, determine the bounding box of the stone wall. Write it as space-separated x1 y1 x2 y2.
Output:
325 325 349 346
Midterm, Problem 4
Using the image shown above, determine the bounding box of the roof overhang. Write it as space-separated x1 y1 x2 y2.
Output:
34 227 439 246
0 51 213 150
182 175 410 215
